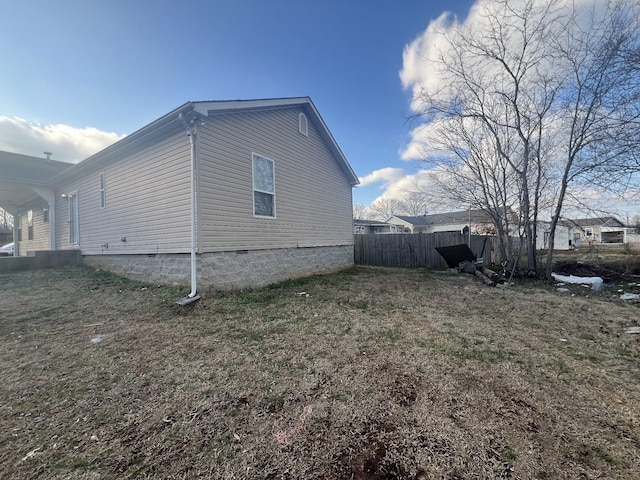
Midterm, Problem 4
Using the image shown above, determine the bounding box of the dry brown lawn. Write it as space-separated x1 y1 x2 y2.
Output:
1 265 639 479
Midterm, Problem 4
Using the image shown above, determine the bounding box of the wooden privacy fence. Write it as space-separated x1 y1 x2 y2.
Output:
353 233 497 269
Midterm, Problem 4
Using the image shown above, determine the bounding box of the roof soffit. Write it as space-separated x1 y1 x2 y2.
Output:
51 103 194 184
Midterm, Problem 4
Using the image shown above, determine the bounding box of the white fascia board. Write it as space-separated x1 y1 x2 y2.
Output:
193 97 310 115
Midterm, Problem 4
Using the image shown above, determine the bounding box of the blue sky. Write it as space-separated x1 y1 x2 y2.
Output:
0 0 475 208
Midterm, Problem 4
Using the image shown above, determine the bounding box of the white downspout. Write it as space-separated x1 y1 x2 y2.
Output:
179 112 198 299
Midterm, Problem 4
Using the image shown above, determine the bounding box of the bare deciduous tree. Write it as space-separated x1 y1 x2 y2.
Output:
409 0 640 276
0 208 13 230
369 198 406 221
352 203 369 220
400 191 429 217
544 0 640 277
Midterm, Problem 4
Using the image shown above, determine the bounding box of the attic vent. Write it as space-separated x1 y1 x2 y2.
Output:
298 112 308 137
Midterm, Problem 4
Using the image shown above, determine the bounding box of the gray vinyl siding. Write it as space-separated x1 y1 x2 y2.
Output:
197 106 354 252
54 130 192 254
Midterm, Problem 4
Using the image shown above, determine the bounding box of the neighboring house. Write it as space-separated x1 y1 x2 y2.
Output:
353 219 404 234
562 217 628 245
389 209 572 250
536 221 571 250
0 151 73 255
389 210 498 234
0 97 359 289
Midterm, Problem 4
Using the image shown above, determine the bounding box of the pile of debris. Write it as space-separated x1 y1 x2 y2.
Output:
458 259 505 286
436 243 506 287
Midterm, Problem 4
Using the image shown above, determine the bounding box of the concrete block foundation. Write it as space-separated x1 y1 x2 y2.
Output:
0 250 83 274
83 245 354 290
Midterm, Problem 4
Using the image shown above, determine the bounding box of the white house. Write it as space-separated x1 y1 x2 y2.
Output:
389 210 500 234
562 217 630 245
353 219 404 234
0 98 359 290
389 210 571 250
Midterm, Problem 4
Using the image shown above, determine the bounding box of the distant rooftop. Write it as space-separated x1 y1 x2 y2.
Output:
392 209 494 225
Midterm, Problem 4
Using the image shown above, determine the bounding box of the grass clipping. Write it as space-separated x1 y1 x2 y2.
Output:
1 266 640 479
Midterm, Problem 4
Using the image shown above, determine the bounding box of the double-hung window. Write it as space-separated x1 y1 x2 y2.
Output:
252 153 275 217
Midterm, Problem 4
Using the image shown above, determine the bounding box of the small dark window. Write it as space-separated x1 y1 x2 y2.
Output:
28 210 34 241
43 208 49 224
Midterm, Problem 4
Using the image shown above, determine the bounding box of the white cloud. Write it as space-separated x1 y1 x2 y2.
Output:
377 0 639 219
561 185 640 220
0 116 124 164
358 167 407 188
400 123 441 161
400 11 459 112
399 0 616 161
369 169 441 203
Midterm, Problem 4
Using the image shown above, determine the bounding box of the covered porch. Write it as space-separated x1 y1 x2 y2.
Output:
0 151 72 256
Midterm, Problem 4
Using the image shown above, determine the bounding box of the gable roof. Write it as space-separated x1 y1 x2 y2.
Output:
354 219 398 227
392 209 494 226
195 97 358 186
563 216 625 228
52 97 359 186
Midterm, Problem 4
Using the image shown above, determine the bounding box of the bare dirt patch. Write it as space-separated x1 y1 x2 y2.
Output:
1 265 640 479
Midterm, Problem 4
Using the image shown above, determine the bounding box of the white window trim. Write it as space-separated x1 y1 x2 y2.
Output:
67 190 80 245
252 153 276 218
99 172 106 209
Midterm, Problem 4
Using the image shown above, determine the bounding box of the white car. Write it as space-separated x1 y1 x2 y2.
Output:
0 242 14 256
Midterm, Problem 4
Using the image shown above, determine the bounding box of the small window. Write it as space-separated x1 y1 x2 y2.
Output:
99 172 106 209
252 153 275 217
298 112 308 136
354 226 365 234
585 228 593 237
68 192 79 245
43 208 49 224
27 209 34 240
